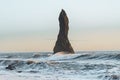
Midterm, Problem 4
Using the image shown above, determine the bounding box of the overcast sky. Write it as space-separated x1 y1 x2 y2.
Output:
0 0 120 52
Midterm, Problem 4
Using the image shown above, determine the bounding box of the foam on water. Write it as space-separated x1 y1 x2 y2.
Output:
47 52 83 60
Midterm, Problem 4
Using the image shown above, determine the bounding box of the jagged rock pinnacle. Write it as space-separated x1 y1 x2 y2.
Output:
53 9 74 54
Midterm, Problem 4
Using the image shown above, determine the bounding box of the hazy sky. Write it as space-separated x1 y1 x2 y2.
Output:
0 0 120 52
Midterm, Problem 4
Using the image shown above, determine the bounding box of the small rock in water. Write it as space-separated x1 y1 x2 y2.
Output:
6 64 16 70
26 60 34 65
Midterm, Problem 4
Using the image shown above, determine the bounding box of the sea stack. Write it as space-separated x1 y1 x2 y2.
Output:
53 9 74 54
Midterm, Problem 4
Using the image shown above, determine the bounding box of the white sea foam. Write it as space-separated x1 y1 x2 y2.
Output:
47 52 82 60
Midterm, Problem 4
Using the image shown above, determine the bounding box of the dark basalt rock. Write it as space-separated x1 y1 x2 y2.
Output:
53 9 74 54
26 60 34 65
6 64 16 70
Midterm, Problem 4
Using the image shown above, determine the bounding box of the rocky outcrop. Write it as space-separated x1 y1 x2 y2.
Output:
53 9 74 54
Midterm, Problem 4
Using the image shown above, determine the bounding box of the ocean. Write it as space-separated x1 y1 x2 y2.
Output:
0 51 120 80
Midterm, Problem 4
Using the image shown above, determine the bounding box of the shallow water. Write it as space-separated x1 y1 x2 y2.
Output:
0 51 120 80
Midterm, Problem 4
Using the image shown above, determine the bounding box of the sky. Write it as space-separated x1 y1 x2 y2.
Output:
0 0 120 52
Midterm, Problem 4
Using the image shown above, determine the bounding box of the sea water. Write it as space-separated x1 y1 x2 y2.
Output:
0 51 120 80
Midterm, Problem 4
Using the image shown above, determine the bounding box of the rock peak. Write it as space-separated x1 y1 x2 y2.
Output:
60 9 66 16
53 10 74 54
